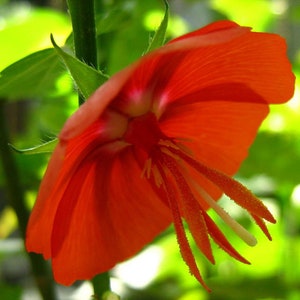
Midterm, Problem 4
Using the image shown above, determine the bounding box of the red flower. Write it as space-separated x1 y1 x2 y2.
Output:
26 21 295 291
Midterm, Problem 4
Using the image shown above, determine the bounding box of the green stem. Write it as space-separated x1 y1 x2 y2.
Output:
66 0 111 297
0 101 57 300
92 272 111 299
67 0 98 105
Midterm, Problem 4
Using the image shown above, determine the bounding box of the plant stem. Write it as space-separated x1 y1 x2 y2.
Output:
67 0 98 105
66 0 111 297
0 101 57 300
92 272 111 299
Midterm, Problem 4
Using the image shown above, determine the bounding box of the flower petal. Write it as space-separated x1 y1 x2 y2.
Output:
160 101 269 188
26 119 112 258
107 22 250 116
159 30 294 106
169 20 248 43
51 146 172 285
26 143 66 258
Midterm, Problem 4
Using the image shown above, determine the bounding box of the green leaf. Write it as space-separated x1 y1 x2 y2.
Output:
51 35 108 99
146 0 169 53
10 139 58 155
0 49 62 99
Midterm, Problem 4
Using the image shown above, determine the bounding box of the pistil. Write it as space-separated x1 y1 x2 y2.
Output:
193 183 257 246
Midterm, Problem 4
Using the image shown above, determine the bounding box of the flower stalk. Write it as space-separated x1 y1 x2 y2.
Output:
66 0 111 296
92 272 111 299
67 0 98 104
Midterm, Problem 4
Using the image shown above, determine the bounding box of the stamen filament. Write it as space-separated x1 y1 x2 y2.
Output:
152 164 163 187
141 158 152 179
160 144 257 246
176 148 276 223
158 139 180 149
155 159 211 292
161 147 181 161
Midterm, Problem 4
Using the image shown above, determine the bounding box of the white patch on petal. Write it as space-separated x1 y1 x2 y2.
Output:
104 110 129 139
123 89 152 117
153 92 169 119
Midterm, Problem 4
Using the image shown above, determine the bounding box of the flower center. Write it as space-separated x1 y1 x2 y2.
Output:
123 112 166 154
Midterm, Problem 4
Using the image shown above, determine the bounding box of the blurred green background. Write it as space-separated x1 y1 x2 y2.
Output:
0 0 300 299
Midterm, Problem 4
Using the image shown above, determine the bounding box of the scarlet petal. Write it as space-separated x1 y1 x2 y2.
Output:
26 143 66 258
26 120 109 258
51 147 172 285
169 20 246 43
109 22 250 115
160 101 269 204
160 30 294 105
